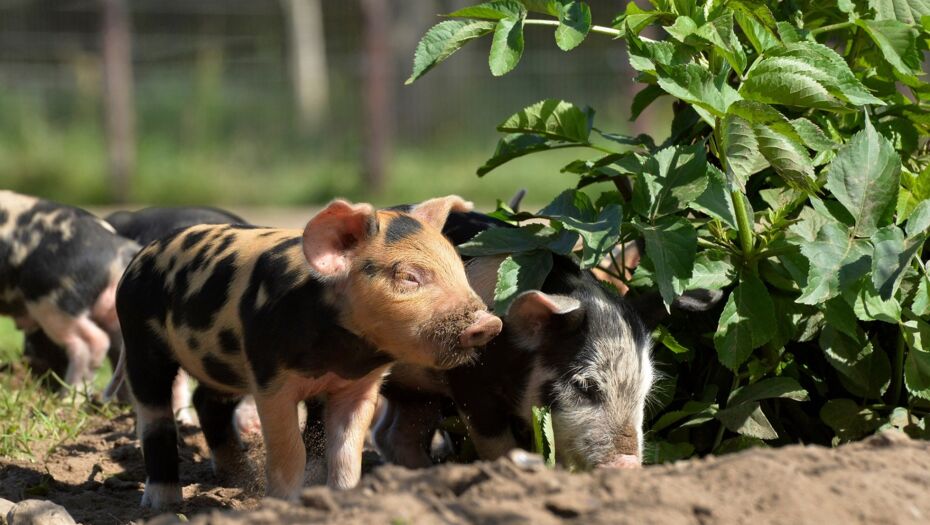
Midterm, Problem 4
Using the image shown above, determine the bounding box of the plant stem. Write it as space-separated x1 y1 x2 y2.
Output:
522 18 623 37
810 21 854 36
891 333 905 406
731 191 755 260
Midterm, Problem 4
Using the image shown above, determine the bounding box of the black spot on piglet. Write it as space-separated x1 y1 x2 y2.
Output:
384 215 421 245
202 354 246 388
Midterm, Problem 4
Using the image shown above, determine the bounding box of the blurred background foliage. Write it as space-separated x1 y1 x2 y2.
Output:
0 0 670 208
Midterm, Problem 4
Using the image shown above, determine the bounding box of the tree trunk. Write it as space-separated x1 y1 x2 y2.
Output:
100 0 135 204
281 0 329 133
360 0 392 195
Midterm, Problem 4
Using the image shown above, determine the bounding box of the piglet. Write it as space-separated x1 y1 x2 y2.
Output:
115 196 501 508
0 190 138 387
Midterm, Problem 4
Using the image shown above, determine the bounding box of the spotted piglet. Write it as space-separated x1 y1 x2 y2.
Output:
0 190 138 387
116 196 502 508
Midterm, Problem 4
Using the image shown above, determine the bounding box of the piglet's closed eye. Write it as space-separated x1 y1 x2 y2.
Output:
302 200 377 279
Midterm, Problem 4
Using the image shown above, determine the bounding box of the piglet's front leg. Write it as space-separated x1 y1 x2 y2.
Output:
325 368 387 490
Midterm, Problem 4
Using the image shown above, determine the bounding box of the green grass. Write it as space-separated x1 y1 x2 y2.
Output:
0 318 127 461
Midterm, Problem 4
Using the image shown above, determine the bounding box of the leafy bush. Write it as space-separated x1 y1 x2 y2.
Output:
409 0 930 461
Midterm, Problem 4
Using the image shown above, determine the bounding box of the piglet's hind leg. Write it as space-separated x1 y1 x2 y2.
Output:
325 371 385 490
255 393 305 501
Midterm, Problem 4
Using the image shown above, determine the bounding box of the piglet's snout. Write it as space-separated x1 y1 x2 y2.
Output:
598 454 642 470
458 310 502 348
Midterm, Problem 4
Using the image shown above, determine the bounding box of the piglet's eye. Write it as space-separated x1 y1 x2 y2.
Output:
393 266 425 290
570 375 600 401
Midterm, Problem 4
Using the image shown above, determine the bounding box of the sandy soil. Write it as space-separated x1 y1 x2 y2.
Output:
1 414 928 525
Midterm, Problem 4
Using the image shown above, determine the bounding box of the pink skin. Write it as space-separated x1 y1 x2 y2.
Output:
598 454 642 469
459 310 503 348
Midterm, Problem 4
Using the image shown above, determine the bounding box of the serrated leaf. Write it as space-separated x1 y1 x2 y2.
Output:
640 216 697 309
826 117 901 237
651 400 715 432
714 272 776 370
825 296 860 341
754 122 817 192
459 223 556 256
871 224 924 300
407 20 496 84
740 42 884 109
656 63 742 118
478 133 586 176
732 9 779 53
728 377 809 406
913 272 930 316
905 199 930 237
851 280 902 322
790 118 837 152
820 326 891 399
448 0 527 20
870 0 930 24
720 113 767 189
489 16 525 76
633 144 710 220
820 399 883 442
856 19 923 81
903 318 930 400
715 401 778 439
494 250 554 312
538 188 597 221
690 165 738 228
555 1 591 51
560 205 623 268
497 99 592 142
531 405 556 467
797 221 871 304
685 252 736 291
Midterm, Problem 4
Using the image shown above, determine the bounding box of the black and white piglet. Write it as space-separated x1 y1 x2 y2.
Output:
371 209 719 470
0 190 138 386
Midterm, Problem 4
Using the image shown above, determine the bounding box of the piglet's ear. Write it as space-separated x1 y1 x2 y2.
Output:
303 199 377 278
505 291 581 349
409 195 474 230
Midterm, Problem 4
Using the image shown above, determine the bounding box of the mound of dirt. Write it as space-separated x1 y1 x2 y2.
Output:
1 414 928 525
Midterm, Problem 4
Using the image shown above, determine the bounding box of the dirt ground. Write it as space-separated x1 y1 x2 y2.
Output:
1 414 928 525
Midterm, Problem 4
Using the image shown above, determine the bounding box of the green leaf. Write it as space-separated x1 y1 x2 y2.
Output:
820 326 891 399
728 377 809 406
714 272 776 370
837 122 904 215
912 272 930 316
633 144 710 220
714 436 767 455
820 399 883 442
631 84 666 120
497 99 593 142
715 401 778 439
407 20 496 84
825 296 861 341
656 63 742 118
640 216 697 309
905 199 930 237
797 221 871 304
651 400 716 432
869 0 930 24
740 42 884 109
555 1 591 51
531 405 556 467
856 19 923 81
732 8 779 53
851 280 902 323
685 252 736 291
559 205 623 268
690 165 738 229
695 12 748 75
494 250 554 312
477 133 586 176
790 118 838 152
871 225 924 300
448 0 527 19
489 16 525 76
459 223 557 255
653 324 690 355
721 101 815 192
903 318 930 400
538 188 597 221
645 441 694 464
